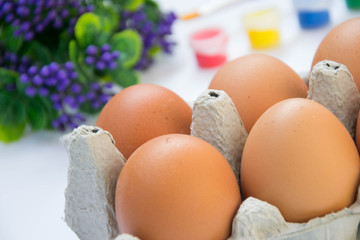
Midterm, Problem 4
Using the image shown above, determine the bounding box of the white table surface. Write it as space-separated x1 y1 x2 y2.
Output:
1 0 359 239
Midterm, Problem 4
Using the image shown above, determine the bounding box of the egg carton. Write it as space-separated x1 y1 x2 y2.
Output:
62 60 360 240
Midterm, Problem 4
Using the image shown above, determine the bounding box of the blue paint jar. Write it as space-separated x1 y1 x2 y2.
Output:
293 0 331 29
298 10 330 28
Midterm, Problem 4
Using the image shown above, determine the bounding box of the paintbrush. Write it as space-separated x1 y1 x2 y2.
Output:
180 0 243 20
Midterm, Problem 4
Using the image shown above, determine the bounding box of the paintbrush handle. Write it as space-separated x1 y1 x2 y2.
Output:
181 0 243 20
199 0 242 15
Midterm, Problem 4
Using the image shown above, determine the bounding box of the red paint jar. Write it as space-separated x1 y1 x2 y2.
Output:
190 28 228 68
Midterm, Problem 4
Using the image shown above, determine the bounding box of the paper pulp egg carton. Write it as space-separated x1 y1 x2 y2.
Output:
62 60 360 240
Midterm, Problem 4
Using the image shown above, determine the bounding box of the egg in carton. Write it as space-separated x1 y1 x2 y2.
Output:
62 59 360 240
192 60 360 240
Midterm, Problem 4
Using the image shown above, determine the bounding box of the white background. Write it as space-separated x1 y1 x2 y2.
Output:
1 0 359 239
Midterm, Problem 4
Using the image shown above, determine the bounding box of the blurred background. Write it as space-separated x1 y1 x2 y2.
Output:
1 0 360 239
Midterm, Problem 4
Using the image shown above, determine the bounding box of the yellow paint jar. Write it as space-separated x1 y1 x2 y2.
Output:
243 9 280 49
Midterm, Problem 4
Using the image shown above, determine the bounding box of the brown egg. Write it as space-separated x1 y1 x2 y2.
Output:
209 53 308 133
96 84 192 159
241 98 360 223
312 17 360 91
115 134 241 240
356 110 360 152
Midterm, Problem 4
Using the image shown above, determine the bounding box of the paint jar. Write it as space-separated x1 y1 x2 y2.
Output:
242 9 280 49
346 0 360 9
293 0 331 29
190 28 228 68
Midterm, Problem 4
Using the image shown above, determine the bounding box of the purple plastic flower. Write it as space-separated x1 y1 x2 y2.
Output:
27 66 38 76
108 61 117 69
95 61 106 71
25 86 36 97
111 51 120 60
15 60 112 131
51 112 86 131
58 114 69 124
20 56 30 65
0 51 32 74
46 10 56 21
53 102 62 111
73 113 86 122
91 101 101 109
90 82 100 91
20 22 31 32
99 94 109 103
3 2 12 11
50 93 61 102
68 71 78 80
35 24 45 33
86 92 96 100
103 82 113 89
119 7 177 70
23 31 34 41
100 44 111 53
32 75 43 85
86 45 98 56
64 96 76 108
20 74 30 83
0 0 94 41
49 62 60 73
16 6 30 17
53 17 63 29
17 0 26 5
38 87 49 96
40 66 50 77
5 13 14 22
84 44 120 72
85 56 95 65
64 61 74 71
76 95 86 104
8 53 17 62
56 82 69 92
46 77 57 86
100 52 112 63
70 83 82 94
51 119 61 129
56 69 67 80
60 9 69 18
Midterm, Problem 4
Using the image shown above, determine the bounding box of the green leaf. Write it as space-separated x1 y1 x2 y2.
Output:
26 97 47 130
118 0 144 11
79 102 102 115
148 45 161 56
95 5 120 33
1 25 23 52
26 41 52 65
0 68 19 86
37 97 58 129
110 29 142 69
69 40 88 85
54 32 71 63
69 40 78 63
96 32 112 46
16 75 26 93
0 91 26 127
109 68 140 88
0 121 26 143
0 84 28 143
145 0 159 8
74 12 101 47
144 0 161 22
